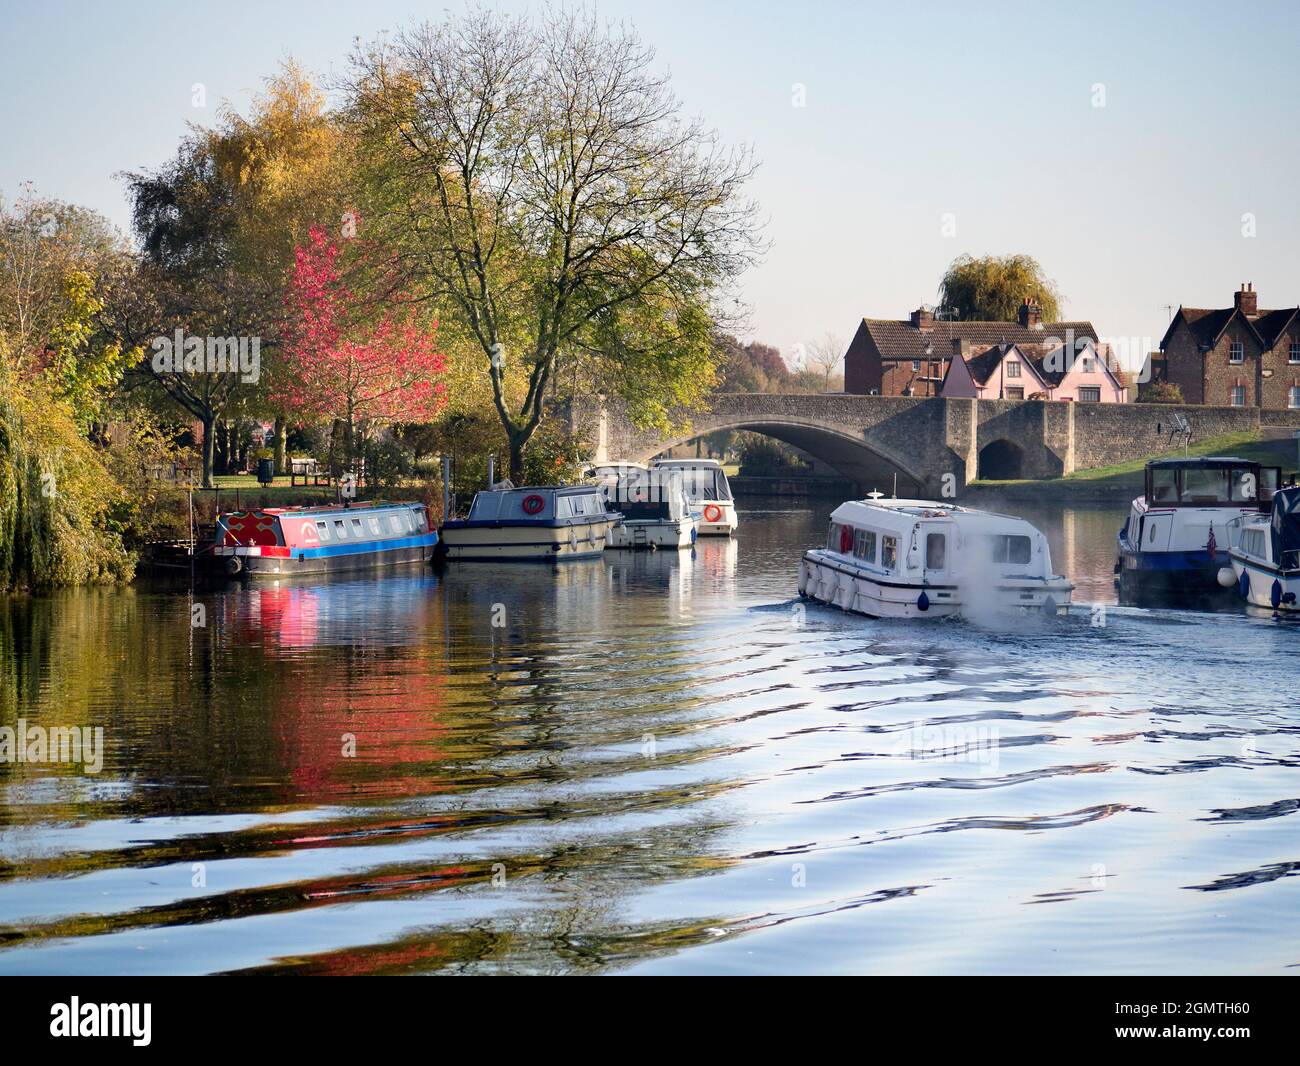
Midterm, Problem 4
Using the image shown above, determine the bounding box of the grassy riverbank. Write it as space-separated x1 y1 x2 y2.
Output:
964 430 1297 503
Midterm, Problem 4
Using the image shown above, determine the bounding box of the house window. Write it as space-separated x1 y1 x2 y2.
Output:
1231 385 1246 406
1082 357 1094 373
1006 387 1024 400
1290 386 1300 409
1229 342 1244 364
1079 386 1101 402
1006 361 1021 378
881 535 898 571
911 360 921 372
1290 344 1300 364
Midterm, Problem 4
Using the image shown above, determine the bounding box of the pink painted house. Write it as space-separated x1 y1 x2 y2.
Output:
940 339 1127 402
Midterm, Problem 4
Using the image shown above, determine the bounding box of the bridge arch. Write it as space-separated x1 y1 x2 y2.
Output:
638 416 927 496
977 438 1025 480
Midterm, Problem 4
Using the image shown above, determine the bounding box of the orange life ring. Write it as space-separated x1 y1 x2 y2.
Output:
839 525 854 554
522 494 545 515
703 504 723 524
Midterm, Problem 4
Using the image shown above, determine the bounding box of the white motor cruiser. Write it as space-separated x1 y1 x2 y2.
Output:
799 496 1073 619
650 458 737 535
1223 484 1300 612
592 463 699 550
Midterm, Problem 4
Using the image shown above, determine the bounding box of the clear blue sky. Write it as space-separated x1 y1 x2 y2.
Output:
3 0 1298 366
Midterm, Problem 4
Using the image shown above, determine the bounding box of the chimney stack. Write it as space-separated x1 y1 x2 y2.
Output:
1234 282 1258 316
1018 297 1043 329
910 305 934 330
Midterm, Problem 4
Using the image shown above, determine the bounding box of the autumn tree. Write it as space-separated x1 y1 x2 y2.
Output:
345 8 762 480
937 253 1063 323
281 224 447 462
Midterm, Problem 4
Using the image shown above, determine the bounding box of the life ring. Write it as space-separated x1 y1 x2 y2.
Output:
522 494 545 515
703 504 723 524
839 525 854 554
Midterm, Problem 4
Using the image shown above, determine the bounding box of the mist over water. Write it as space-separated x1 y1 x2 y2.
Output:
1 502 1297 975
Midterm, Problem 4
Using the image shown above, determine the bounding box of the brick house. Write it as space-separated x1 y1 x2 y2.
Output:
1155 284 1300 409
843 300 1099 396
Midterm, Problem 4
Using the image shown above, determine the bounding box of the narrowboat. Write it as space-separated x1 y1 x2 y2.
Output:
799 496 1073 619
438 484 619 562
1222 484 1300 612
593 463 699 550
1115 457 1279 600
210 503 437 578
651 458 737 535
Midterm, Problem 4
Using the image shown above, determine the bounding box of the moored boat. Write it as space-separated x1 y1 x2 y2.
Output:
799 497 1072 619
1224 484 1300 612
651 458 737 535
438 484 619 561
593 463 698 550
210 502 437 578
1116 457 1279 601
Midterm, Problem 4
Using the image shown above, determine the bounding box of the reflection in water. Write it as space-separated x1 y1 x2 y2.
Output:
2 503 1299 975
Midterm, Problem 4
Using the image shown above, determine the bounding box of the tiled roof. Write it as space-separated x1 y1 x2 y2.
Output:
862 317 1098 361
1159 305 1299 352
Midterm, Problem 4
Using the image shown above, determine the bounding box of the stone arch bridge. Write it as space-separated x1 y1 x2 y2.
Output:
570 394 1265 495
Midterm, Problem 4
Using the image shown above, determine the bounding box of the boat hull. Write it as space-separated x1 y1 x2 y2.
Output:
213 534 438 578
1229 553 1300 612
439 518 616 562
799 551 1072 620
607 519 696 550
696 501 737 536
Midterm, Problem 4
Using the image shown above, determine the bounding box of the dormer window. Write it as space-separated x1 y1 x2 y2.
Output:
1229 341 1244 363
1006 361 1021 378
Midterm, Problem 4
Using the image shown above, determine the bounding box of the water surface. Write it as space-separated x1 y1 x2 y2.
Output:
2 502 1298 975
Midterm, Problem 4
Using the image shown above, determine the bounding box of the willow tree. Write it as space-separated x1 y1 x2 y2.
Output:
937 253 1064 324
345 8 761 480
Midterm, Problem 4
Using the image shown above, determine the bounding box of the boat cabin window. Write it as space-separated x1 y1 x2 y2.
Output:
387 514 404 533
672 467 733 502
1150 468 1178 503
333 519 347 538
1180 467 1231 504
368 517 382 536
469 493 504 521
1241 528 1267 559
926 533 946 569
351 518 364 536
986 534 1032 564
826 523 843 552
881 534 898 571
854 528 877 564
414 509 427 531
316 520 331 541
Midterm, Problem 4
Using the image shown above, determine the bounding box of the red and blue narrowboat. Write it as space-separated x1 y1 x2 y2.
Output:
209 503 438 578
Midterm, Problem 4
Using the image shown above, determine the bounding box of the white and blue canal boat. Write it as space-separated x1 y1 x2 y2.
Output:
1115 457 1279 600
438 484 620 561
1224 484 1300 612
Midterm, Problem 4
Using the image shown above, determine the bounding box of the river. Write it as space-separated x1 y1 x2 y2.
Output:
2 500 1298 975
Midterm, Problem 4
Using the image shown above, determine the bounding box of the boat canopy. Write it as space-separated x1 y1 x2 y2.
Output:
467 485 608 522
652 459 732 501
1144 457 1279 507
1271 486 1300 568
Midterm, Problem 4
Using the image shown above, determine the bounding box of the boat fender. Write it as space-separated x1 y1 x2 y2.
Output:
690 526 698 544
917 590 930 612
1042 595 1057 616
1239 571 1250 599
224 555 243 576
1216 566 1237 588
1271 579 1283 609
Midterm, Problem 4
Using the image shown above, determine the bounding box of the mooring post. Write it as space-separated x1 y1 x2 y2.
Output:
441 455 452 522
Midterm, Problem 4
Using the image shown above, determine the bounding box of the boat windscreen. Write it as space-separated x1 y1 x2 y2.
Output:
1271 487 1300 567
675 467 732 501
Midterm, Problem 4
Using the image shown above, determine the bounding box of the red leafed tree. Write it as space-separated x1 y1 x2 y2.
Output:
282 224 446 461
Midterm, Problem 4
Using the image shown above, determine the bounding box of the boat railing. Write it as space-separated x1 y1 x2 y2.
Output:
1223 514 1250 549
